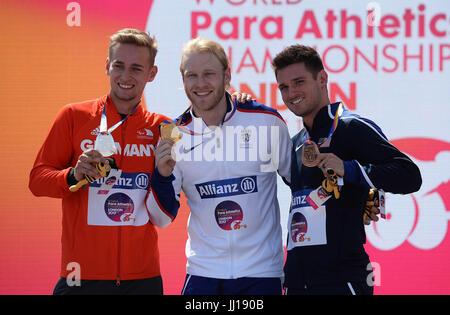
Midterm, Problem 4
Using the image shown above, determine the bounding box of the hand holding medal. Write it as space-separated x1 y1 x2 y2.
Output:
301 140 344 178
69 158 117 192
155 121 182 177
304 151 345 208
316 153 344 199
69 149 118 192
71 102 122 192
301 102 344 191
300 101 344 191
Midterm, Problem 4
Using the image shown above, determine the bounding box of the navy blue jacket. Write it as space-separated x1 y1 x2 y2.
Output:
285 102 422 288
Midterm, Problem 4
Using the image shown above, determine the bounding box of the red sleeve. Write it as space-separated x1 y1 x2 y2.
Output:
29 105 76 199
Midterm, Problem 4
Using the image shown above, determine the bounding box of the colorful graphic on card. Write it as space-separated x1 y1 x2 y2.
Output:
291 212 309 243
104 193 135 222
214 200 247 231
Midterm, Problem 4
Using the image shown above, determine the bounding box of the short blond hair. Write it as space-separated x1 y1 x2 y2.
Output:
109 28 158 65
180 37 229 72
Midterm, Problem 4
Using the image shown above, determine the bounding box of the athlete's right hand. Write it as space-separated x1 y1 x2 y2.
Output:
155 138 176 177
73 149 108 181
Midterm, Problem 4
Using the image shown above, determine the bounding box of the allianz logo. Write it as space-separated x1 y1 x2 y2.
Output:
92 173 149 190
195 176 258 199
290 189 314 208
291 194 308 208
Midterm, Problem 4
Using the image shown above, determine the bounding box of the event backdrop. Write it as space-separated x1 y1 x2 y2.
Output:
0 0 449 294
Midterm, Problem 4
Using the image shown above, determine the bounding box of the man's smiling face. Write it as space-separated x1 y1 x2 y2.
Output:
106 43 157 109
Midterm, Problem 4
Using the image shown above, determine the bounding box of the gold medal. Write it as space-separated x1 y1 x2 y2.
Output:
302 141 320 167
160 121 182 142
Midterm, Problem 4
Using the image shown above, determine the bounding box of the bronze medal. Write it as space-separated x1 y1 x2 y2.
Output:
302 141 320 167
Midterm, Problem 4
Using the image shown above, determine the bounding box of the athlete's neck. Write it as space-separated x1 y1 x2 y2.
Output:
109 93 140 115
192 95 228 127
303 98 331 130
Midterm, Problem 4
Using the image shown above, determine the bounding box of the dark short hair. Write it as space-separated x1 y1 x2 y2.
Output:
272 45 324 79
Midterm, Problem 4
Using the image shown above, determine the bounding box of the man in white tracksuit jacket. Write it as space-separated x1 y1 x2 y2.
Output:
146 37 292 295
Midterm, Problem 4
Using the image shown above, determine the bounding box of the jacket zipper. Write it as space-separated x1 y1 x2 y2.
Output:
116 118 128 286
223 161 234 279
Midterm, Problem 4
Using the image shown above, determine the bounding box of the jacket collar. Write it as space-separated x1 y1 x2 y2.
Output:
305 102 342 133
101 94 144 121
176 92 235 126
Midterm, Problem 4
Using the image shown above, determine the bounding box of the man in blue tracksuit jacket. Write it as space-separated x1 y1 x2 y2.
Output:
272 45 422 295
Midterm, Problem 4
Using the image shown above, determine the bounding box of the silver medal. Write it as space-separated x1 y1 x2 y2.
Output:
95 133 117 157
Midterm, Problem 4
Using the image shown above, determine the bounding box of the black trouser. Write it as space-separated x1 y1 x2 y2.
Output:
53 276 163 295
285 281 374 295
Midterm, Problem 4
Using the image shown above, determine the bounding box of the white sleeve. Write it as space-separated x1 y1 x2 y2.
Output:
276 117 292 184
259 115 291 183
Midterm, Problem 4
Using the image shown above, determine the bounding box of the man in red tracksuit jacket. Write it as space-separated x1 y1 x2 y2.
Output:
29 29 168 294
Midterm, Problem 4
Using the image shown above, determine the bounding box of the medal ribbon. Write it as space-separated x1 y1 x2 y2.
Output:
303 102 344 147
99 104 128 135
174 94 236 136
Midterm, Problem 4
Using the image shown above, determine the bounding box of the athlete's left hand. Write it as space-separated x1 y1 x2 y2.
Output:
231 92 253 103
364 192 381 225
316 153 344 178
365 199 380 224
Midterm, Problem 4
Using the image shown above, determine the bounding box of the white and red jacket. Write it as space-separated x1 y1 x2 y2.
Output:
147 95 292 279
